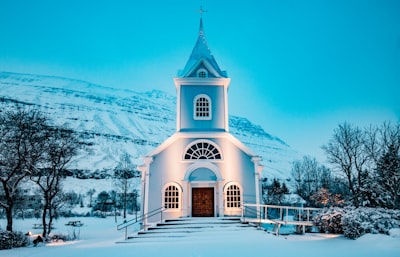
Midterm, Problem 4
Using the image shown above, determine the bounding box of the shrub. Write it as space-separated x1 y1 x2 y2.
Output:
314 207 345 234
50 230 80 242
342 207 400 239
315 207 400 239
0 230 30 250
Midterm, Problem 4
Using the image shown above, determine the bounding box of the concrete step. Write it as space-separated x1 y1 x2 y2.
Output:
143 224 250 233
159 219 241 226
123 217 257 241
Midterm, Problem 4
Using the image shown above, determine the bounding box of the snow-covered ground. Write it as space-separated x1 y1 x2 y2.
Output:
1 217 399 257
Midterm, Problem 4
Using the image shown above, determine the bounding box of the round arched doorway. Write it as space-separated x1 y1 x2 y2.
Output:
189 168 217 217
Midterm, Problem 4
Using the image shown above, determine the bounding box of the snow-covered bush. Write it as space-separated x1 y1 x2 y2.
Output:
51 230 80 242
0 230 30 250
314 207 400 239
314 207 345 234
342 207 400 239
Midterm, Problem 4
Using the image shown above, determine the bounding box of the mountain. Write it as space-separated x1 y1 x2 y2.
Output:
0 71 299 183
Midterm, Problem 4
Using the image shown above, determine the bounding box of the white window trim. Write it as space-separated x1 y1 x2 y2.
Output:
162 182 182 212
193 94 212 120
224 182 242 210
182 139 223 161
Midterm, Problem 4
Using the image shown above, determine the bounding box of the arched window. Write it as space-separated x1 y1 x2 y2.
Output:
184 141 222 160
225 184 241 208
164 184 180 209
197 69 208 78
194 94 211 120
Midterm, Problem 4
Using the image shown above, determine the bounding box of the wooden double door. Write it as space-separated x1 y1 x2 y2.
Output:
192 187 214 217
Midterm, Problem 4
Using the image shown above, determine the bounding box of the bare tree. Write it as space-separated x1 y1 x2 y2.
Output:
30 127 79 238
113 153 139 219
290 156 329 204
322 122 374 206
291 159 304 198
86 188 96 208
0 108 48 231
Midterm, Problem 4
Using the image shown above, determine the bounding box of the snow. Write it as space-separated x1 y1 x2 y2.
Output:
390 228 400 238
1 217 399 257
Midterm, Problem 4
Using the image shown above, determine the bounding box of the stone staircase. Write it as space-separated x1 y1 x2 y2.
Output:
125 217 257 241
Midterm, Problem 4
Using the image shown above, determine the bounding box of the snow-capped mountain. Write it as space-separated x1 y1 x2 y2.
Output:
0 71 299 181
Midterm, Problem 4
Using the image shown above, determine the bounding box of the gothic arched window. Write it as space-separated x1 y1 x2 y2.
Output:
225 183 241 208
164 184 180 209
184 141 222 160
194 94 211 120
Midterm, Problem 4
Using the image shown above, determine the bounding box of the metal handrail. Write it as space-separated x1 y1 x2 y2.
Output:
242 203 322 236
117 206 164 231
242 203 321 224
243 203 321 212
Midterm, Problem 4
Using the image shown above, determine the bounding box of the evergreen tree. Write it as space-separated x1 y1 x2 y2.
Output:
263 178 289 205
375 143 400 209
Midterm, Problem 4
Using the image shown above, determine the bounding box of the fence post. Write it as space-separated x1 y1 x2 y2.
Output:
241 205 244 222
285 207 288 222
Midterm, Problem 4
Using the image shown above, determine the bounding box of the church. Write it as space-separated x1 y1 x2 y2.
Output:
139 17 263 225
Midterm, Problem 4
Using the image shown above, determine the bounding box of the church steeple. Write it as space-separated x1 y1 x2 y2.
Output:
179 17 227 78
174 11 231 133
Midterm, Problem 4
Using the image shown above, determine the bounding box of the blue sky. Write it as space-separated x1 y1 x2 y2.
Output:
1 0 399 162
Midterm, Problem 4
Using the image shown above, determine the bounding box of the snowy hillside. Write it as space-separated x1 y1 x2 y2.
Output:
0 72 299 182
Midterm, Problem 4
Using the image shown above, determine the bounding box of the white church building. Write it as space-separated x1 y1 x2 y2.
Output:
139 17 263 224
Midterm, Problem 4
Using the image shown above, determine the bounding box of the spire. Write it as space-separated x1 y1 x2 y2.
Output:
199 17 204 37
179 9 227 78
198 5 207 36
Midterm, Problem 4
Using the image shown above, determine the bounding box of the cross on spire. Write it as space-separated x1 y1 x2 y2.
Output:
199 5 208 18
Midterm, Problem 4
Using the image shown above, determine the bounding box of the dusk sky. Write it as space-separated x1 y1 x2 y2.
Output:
1 0 399 162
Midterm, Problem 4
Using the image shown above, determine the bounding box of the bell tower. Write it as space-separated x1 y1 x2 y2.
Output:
174 16 231 132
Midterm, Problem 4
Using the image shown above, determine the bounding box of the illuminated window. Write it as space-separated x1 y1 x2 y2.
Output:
164 185 179 209
194 94 211 120
226 184 241 208
184 141 221 160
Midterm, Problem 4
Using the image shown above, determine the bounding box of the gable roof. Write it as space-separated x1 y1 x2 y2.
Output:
144 132 260 161
178 18 227 78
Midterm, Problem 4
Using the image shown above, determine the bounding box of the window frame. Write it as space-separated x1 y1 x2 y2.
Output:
183 140 222 160
193 94 212 120
197 68 208 78
163 183 181 210
224 183 242 209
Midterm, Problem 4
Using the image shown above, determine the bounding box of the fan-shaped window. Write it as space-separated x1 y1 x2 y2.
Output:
164 185 180 209
194 94 211 120
225 184 241 208
184 141 221 160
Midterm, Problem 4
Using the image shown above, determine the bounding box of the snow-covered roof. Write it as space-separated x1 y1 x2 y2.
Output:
178 18 227 78
283 194 307 205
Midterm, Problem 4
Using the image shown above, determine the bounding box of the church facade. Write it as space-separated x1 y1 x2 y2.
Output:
139 18 263 224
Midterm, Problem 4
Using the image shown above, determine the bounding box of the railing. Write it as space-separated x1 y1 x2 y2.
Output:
117 206 164 240
241 203 321 235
